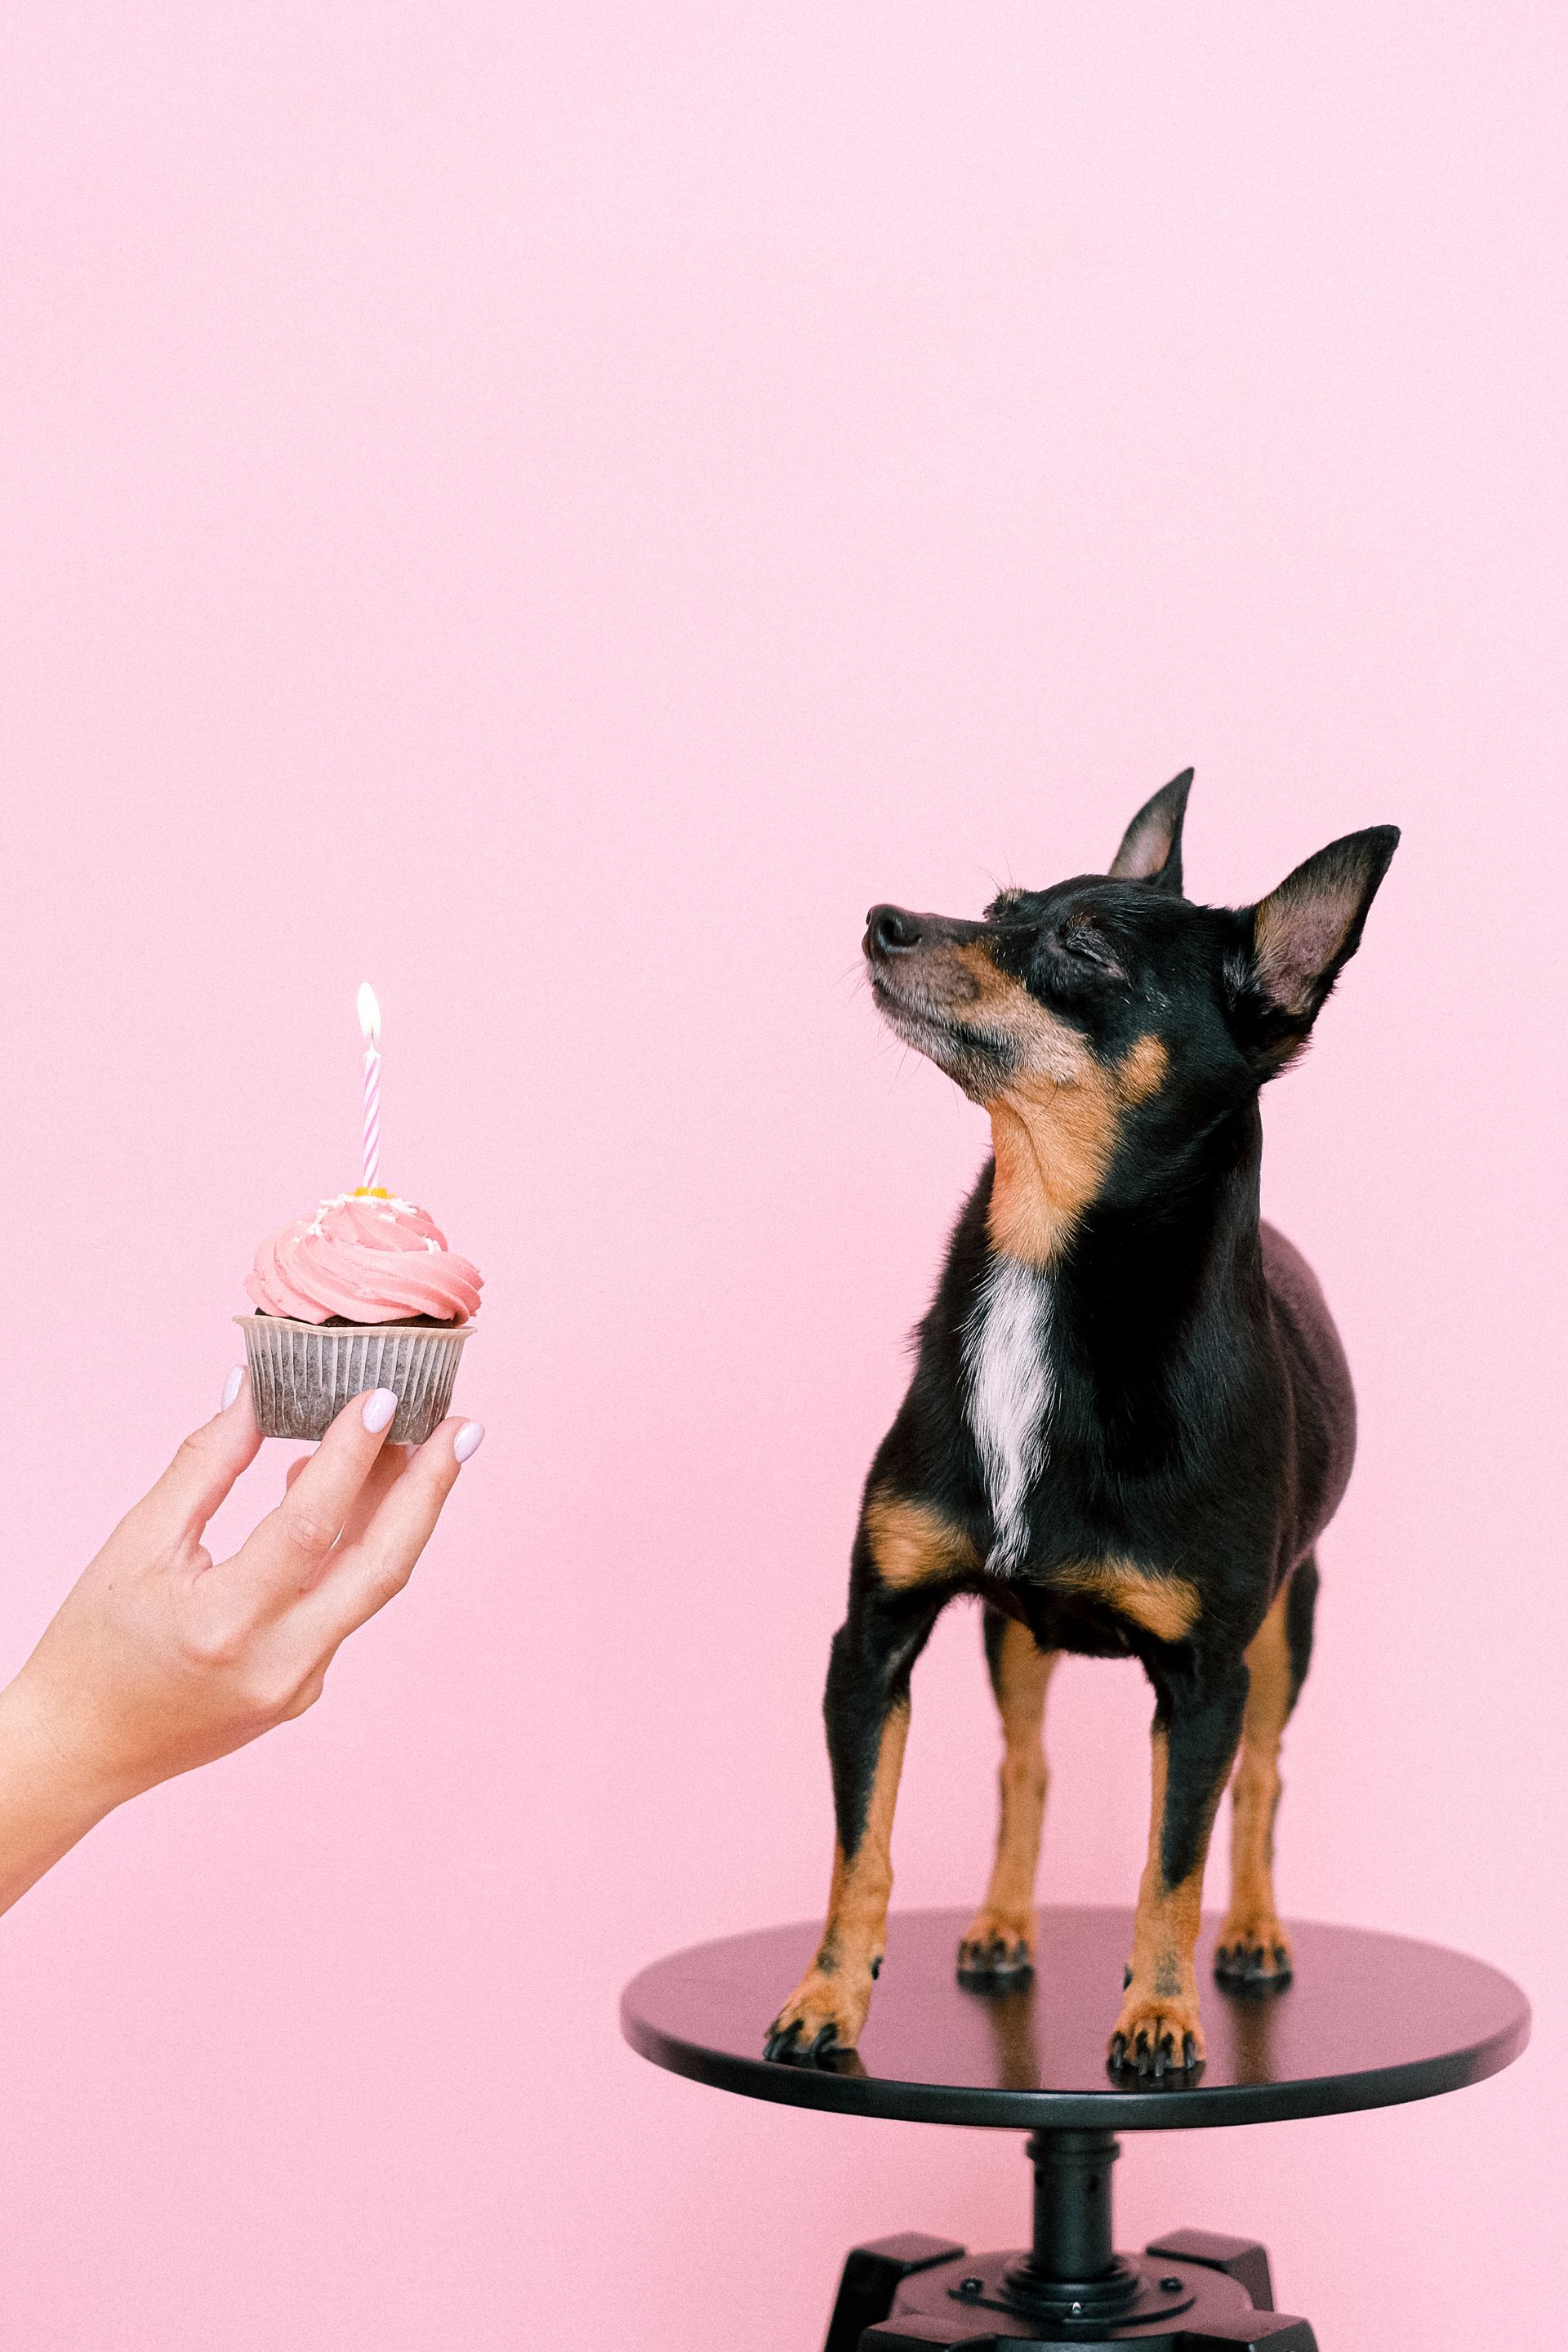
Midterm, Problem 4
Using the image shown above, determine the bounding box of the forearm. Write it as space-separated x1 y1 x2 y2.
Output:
0 1676 118 1920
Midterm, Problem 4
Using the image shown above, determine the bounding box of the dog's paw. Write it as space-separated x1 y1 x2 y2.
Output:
1214 1913 1294 1988
764 1965 873 2067
956 1908 1035 1983
1107 1987 1205 2079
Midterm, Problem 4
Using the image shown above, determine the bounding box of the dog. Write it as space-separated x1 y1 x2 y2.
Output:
764 772 1397 2077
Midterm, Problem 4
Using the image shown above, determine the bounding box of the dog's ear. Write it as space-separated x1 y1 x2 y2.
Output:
1108 769 1193 893
1227 826 1400 1071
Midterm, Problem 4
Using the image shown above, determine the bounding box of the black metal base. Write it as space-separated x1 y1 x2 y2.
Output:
823 2130 1317 2350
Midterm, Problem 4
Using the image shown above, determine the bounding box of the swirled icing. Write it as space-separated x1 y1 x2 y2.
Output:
245 1193 482 1325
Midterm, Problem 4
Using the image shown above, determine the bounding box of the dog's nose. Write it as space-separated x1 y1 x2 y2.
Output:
866 904 922 958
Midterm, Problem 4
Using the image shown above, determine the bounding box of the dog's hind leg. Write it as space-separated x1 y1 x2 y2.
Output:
957 1609 1057 1981
764 1575 946 2062
1215 1554 1319 1985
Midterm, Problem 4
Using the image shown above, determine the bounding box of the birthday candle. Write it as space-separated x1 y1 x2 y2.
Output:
358 982 382 1193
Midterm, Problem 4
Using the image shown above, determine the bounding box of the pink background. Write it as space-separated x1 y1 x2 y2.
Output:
0 7 1561 2346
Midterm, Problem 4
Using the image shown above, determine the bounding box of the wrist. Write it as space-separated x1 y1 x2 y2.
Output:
0 1671 124 1848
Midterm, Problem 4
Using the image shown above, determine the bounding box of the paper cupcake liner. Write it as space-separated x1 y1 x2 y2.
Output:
236 1315 474 1445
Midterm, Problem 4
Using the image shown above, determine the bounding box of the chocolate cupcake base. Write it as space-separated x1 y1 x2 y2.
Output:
236 1314 474 1444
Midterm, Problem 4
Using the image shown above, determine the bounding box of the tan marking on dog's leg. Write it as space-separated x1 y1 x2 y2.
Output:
1052 1557 1200 1644
959 1620 1058 1972
862 1488 978 1591
1110 1722 1227 2070
768 1703 911 2055
1217 1579 1296 1980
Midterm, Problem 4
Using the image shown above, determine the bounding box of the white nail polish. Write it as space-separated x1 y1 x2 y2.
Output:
362 1388 400 1434
221 1366 245 1410
453 1420 485 1463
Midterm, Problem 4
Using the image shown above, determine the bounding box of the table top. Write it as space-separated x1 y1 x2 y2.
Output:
621 1905 1530 2132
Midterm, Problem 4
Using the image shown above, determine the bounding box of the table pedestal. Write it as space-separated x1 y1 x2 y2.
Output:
828 2129 1312 2347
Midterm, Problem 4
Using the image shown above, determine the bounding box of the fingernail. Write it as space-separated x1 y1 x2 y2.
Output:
453 1420 485 1463
362 1388 399 1434
221 1365 245 1410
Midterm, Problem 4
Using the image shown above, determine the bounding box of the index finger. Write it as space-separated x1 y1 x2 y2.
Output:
300 1414 479 1646
230 1387 403 1603
284 1440 406 1552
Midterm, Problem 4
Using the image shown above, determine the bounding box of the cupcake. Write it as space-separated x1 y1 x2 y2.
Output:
238 1190 482 1443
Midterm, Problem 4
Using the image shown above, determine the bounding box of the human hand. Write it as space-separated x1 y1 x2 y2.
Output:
0 1374 483 1912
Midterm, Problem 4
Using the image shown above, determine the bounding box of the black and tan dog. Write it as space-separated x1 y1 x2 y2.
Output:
764 773 1397 2077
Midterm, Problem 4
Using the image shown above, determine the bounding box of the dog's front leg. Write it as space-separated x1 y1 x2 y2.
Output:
1110 1655 1249 2077
764 1582 942 2062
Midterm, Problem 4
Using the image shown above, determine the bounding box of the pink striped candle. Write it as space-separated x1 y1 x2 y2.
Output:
357 982 383 1193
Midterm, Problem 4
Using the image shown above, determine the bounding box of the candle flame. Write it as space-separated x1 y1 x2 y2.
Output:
357 982 382 1044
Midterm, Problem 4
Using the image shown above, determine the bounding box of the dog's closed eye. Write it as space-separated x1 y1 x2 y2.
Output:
1056 920 1125 979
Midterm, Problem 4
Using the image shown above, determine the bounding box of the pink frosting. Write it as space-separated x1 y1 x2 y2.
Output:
245 1193 483 1325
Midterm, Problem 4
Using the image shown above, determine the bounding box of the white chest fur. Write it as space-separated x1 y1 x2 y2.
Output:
963 1258 1054 1572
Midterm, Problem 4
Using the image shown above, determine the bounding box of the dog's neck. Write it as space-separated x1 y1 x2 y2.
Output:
966 1094 1266 1540
983 1040 1169 1267
985 1088 1105 1266
986 1084 1264 1321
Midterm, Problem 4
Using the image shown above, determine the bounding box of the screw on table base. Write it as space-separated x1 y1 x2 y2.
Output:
828 2128 1318 2349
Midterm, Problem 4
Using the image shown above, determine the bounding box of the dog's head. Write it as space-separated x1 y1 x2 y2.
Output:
865 773 1398 1252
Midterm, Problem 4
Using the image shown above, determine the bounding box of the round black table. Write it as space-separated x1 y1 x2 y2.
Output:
621 1905 1529 2348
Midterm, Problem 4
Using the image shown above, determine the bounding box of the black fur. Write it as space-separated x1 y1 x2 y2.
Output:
1285 1551 1321 1710
823 1575 938 1858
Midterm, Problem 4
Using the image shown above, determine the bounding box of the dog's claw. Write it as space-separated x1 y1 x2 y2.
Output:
957 1939 1034 1983
1214 1922 1294 1990
1109 2016 1204 2078
956 1913 1036 1985
764 2015 841 2069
